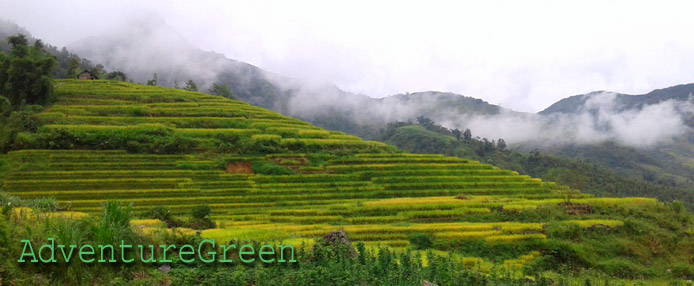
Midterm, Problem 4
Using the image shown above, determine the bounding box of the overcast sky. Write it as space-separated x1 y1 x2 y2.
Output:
1 0 694 112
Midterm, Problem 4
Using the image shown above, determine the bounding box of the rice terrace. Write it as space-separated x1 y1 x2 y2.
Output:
2 80 694 285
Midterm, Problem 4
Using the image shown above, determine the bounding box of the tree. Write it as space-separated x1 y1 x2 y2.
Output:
408 233 433 250
416 116 434 129
80 58 93 71
146 73 157 86
463 128 472 141
65 57 80 79
8 34 28 49
497 138 507 150
0 96 10 117
208 83 233 98
105 71 128 82
183 80 198 92
0 34 57 108
452 128 462 141
90 64 104 78
33 39 44 50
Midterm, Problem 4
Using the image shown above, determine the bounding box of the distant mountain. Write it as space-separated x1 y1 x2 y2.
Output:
291 91 507 139
377 86 694 200
541 83 694 116
379 122 694 208
27 18 694 199
67 18 507 139
69 17 294 110
379 91 508 116
534 85 694 193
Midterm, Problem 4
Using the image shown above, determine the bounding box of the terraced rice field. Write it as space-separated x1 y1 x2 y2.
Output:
0 80 656 272
32 80 390 153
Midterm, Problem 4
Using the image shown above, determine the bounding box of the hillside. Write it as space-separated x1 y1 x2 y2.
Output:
0 21 118 81
532 85 694 193
1 80 694 284
379 122 694 208
64 20 510 140
52 19 694 196
540 84 694 115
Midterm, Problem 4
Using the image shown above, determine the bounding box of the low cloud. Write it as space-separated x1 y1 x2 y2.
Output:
19 14 691 150
440 92 693 149
67 16 229 91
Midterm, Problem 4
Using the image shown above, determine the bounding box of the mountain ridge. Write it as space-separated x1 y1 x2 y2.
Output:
3 80 693 282
540 83 694 115
6 19 694 203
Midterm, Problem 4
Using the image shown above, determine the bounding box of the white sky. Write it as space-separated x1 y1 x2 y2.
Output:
1 0 694 112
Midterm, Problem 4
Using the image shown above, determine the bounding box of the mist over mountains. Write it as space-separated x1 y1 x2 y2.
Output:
3 16 694 206
31 18 694 152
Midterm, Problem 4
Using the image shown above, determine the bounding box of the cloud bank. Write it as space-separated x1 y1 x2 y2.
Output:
3 1 694 112
440 93 694 148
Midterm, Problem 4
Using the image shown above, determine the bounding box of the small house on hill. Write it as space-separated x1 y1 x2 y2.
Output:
78 70 98 80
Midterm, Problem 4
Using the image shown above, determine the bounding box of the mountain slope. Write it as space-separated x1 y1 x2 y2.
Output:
2 80 692 280
533 85 694 193
66 19 509 140
69 18 293 110
0 20 109 80
61 20 694 204
379 122 694 207
541 84 694 115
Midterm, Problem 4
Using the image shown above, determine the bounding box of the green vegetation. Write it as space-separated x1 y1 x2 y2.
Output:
0 201 572 285
0 34 56 108
207 83 233 99
1 80 391 154
0 25 128 82
380 118 694 209
0 34 56 155
539 85 694 203
408 232 434 250
1 81 693 284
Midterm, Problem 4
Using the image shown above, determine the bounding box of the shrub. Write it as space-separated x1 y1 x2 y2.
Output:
252 160 295 175
250 134 283 153
670 262 694 278
142 206 182 227
186 218 216 230
597 258 648 279
408 232 433 250
92 201 140 247
546 221 583 240
192 204 211 219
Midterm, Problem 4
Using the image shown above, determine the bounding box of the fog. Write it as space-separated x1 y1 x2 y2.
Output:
1 1 693 149
67 17 229 91
276 75 694 149
439 93 694 148
2 1 694 112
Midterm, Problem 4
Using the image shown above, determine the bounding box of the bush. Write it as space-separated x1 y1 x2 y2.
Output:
34 125 200 154
0 192 58 211
597 258 648 279
408 232 433 250
92 201 140 247
249 134 283 153
185 218 216 230
192 204 211 219
145 206 172 221
251 160 294 175
545 221 583 240
143 206 181 227
670 262 694 278
187 205 215 230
